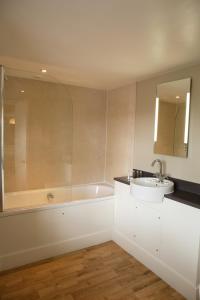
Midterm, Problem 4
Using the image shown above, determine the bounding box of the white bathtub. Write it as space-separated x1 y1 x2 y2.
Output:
4 183 114 211
0 182 114 271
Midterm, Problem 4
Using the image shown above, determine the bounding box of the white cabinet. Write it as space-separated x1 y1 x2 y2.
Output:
133 203 161 257
114 181 200 300
115 181 136 240
115 181 161 257
160 199 200 285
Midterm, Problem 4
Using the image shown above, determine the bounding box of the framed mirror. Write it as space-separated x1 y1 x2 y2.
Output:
154 78 191 157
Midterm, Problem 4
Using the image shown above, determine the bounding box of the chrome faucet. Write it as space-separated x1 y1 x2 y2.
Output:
151 159 165 182
47 193 54 201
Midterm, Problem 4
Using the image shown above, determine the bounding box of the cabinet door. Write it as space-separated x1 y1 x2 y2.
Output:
115 182 136 240
133 202 161 257
115 182 161 257
160 199 200 284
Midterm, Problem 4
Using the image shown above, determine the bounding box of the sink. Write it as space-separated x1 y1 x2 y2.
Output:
130 177 174 203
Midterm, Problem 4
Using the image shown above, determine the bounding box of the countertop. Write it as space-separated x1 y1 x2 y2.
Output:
114 176 200 209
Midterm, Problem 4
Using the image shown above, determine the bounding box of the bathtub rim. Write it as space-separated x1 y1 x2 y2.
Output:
0 182 115 218
4 181 114 197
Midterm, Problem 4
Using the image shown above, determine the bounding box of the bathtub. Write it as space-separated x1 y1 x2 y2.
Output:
4 183 114 211
0 182 114 271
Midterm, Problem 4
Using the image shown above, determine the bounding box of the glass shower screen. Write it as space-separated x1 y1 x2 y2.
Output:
3 67 73 210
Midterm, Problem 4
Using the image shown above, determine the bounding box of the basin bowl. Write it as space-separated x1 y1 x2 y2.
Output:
130 177 174 203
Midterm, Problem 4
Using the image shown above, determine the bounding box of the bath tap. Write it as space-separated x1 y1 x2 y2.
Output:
47 193 54 201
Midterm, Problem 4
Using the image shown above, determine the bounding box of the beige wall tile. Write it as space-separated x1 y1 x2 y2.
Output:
4 77 106 192
105 84 136 183
7 63 199 193
69 86 106 185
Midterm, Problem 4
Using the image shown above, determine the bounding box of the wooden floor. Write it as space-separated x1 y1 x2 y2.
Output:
0 241 185 300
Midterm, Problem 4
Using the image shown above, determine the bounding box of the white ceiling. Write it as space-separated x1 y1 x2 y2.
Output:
0 0 200 89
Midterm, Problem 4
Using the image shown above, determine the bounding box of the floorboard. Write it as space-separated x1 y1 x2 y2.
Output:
0 241 186 300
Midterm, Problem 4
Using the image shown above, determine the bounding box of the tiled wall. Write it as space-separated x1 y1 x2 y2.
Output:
69 86 106 185
105 84 136 183
4 77 106 192
4 76 138 192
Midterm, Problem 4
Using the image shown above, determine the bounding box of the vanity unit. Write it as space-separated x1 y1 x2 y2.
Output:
113 175 200 300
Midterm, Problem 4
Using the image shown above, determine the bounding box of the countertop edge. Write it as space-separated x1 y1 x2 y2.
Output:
114 176 200 209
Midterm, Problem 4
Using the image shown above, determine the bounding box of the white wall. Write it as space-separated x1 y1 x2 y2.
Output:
134 64 200 183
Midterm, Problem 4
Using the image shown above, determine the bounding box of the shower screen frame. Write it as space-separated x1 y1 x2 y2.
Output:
0 65 5 212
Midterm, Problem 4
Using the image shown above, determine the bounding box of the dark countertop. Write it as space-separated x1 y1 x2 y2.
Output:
114 176 130 185
165 191 200 209
114 176 200 209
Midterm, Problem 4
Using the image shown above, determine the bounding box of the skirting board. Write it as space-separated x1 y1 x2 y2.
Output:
113 230 199 300
0 229 112 271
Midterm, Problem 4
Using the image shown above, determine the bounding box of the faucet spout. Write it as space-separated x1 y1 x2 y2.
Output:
151 159 163 182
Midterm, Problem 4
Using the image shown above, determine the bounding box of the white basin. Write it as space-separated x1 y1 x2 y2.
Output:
130 177 174 203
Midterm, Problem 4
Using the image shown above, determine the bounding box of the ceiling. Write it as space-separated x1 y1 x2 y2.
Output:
0 0 200 89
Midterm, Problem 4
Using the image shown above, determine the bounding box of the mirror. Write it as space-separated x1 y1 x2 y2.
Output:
154 78 191 157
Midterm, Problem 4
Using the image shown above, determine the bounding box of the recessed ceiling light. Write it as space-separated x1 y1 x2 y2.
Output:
20 90 25 93
176 96 180 99
41 69 47 73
